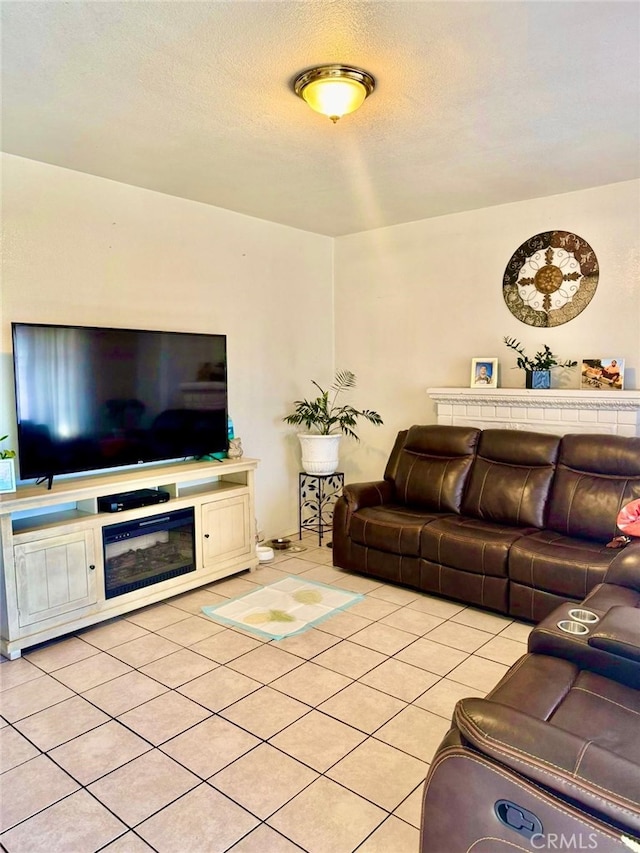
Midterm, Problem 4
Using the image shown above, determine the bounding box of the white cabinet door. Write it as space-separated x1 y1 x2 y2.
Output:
201 494 251 568
15 530 98 627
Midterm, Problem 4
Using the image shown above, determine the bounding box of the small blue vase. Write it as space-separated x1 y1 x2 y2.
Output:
526 370 551 390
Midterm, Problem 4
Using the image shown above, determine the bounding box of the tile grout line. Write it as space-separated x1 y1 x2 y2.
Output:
1 557 530 852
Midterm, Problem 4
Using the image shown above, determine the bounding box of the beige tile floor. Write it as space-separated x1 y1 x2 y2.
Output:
0 535 532 853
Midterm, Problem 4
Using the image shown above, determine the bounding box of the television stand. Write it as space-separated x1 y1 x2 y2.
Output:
35 473 54 490
0 457 259 659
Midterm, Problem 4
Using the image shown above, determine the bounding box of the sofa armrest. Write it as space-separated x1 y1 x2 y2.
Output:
455 697 640 833
529 613 640 689
342 480 395 512
588 606 640 662
604 541 640 591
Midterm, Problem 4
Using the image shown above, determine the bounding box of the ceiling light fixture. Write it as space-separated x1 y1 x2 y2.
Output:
293 64 375 123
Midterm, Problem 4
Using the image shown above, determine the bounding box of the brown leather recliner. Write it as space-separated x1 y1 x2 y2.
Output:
420 560 640 852
333 426 640 621
420 637 640 851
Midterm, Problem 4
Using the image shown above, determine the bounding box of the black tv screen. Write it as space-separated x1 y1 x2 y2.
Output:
12 322 228 481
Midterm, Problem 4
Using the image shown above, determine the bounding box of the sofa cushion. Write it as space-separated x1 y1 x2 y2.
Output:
348 504 448 556
393 425 480 512
484 649 579 717
461 429 560 528
489 657 640 764
547 433 640 542
420 516 535 578
509 529 618 600
551 669 640 762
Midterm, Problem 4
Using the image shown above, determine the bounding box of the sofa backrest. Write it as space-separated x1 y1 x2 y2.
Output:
461 429 561 528
383 429 408 482
547 433 640 542
393 425 480 511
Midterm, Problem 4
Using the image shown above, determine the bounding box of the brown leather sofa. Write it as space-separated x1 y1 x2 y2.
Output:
420 567 640 852
333 425 640 622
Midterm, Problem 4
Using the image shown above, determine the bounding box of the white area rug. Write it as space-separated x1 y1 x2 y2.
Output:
201 576 364 640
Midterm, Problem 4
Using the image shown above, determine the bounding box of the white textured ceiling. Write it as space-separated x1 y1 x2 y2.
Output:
2 1 639 237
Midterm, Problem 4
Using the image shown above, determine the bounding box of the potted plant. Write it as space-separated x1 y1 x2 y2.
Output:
504 337 577 389
0 435 16 460
283 370 383 474
0 434 17 493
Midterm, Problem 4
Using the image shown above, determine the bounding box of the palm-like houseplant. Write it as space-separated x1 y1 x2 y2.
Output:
284 370 383 438
284 370 383 474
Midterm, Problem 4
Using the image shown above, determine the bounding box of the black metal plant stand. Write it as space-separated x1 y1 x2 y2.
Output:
298 472 345 547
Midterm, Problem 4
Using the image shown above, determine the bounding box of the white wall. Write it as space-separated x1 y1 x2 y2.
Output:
3 158 638 532
0 154 335 539
334 180 640 483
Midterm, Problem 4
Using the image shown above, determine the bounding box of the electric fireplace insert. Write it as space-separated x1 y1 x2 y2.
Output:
103 507 195 599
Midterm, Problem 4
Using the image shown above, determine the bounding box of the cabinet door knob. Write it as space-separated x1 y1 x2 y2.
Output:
89 564 96 571
204 534 210 539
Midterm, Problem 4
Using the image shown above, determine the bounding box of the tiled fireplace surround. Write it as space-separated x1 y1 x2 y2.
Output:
427 387 640 437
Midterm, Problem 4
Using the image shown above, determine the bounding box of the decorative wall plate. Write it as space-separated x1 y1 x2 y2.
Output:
503 231 598 327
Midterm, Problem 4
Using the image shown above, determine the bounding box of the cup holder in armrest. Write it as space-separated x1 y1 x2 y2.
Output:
557 620 590 636
567 609 599 625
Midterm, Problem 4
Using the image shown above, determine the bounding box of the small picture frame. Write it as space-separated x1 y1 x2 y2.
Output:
0 458 16 494
581 358 624 391
471 358 498 389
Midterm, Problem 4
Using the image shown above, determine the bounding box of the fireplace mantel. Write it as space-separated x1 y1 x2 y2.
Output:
427 388 640 437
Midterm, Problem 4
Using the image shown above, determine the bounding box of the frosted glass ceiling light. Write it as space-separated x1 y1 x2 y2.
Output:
294 65 375 123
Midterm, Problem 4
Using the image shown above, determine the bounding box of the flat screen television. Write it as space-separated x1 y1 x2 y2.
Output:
11 322 228 485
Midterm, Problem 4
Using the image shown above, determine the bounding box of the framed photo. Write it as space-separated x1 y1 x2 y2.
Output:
581 358 624 391
0 459 16 494
471 358 498 389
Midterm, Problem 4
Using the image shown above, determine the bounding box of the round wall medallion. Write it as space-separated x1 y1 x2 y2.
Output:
503 231 598 327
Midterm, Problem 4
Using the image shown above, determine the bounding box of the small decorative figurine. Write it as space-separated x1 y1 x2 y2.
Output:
228 437 243 459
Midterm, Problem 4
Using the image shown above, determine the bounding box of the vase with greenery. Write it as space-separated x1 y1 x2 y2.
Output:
503 337 577 389
284 370 383 474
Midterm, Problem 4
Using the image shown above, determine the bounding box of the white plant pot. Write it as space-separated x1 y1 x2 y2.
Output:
297 434 341 475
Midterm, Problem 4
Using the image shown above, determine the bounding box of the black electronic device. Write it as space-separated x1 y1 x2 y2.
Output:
97 488 171 513
11 322 228 487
